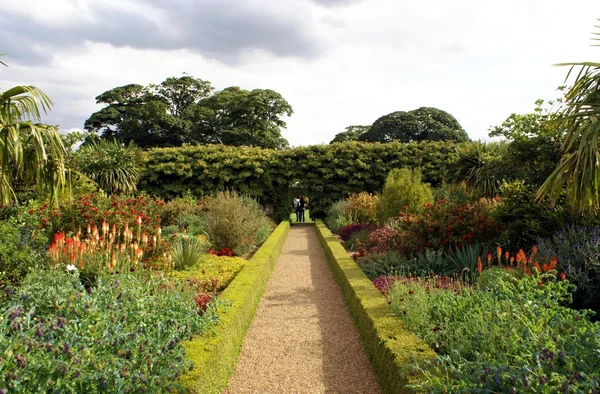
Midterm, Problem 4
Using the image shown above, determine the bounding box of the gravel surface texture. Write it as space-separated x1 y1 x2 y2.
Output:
223 225 381 394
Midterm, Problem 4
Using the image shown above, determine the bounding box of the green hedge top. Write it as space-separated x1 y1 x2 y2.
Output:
140 141 460 218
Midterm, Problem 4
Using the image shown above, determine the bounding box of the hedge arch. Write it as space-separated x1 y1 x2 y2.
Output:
139 141 460 221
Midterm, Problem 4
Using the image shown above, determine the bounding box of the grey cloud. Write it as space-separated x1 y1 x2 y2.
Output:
0 0 324 66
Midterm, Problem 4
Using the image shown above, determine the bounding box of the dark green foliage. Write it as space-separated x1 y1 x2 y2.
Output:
139 141 458 219
0 220 47 287
493 181 568 251
359 107 469 143
324 199 353 233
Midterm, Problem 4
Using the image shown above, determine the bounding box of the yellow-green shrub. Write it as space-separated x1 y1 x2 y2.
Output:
170 255 247 291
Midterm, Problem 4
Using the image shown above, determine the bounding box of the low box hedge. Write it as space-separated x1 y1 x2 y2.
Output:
314 220 435 394
179 221 290 393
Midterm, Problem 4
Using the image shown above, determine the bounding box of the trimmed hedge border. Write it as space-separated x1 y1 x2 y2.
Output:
314 219 435 394
179 221 290 393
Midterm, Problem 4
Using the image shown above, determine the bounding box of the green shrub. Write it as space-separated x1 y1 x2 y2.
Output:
0 220 47 288
324 199 353 233
176 212 208 235
377 168 433 222
389 269 600 392
172 235 209 270
205 191 273 256
0 269 218 393
160 194 209 227
161 224 181 237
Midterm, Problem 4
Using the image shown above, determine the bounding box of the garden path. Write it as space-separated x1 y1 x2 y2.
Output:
223 224 380 394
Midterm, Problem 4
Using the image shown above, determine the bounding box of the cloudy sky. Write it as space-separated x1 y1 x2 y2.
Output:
2 0 600 146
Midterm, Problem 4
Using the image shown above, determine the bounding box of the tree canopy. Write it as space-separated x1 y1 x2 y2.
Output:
330 125 370 143
84 76 292 149
359 107 469 143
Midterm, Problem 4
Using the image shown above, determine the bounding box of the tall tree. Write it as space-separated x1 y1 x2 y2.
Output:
359 107 469 143
330 125 370 143
84 77 292 149
0 56 68 206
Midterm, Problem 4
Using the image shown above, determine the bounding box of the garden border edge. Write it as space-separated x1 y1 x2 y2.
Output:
179 220 290 394
314 219 436 394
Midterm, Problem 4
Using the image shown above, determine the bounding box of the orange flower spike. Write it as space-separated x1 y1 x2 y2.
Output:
534 262 542 273
477 256 483 273
510 256 515 264
87 223 91 234
550 256 558 270
560 273 566 281
532 245 538 255
542 263 549 272
136 215 142 226
487 253 492 264
142 233 148 245
496 246 502 264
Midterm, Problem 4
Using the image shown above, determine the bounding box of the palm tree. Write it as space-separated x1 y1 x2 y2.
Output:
75 138 142 195
0 57 68 206
537 22 600 212
450 141 509 198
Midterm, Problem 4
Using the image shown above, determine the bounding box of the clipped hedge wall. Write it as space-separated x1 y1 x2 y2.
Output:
139 141 459 219
314 220 435 393
179 220 290 393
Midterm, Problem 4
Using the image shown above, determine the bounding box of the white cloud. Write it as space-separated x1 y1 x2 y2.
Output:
2 0 600 146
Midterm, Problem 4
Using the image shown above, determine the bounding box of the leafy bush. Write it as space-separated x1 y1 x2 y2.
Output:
446 243 488 284
538 225 600 317
324 199 353 233
0 269 218 393
376 167 433 222
172 235 209 270
346 192 379 224
389 269 600 392
0 220 47 287
337 223 378 241
205 191 273 256
397 197 501 255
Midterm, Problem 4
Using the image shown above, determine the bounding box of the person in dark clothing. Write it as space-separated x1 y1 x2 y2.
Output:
298 195 307 222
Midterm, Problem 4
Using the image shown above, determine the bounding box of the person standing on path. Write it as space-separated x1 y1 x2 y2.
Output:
298 195 307 222
293 196 301 222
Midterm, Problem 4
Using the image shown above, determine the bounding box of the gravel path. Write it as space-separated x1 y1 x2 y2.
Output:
224 225 381 394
